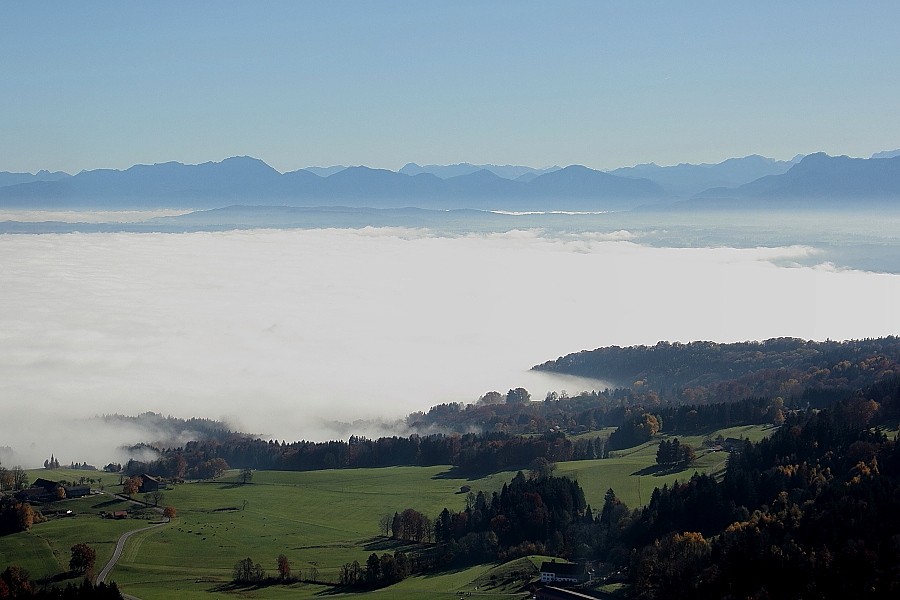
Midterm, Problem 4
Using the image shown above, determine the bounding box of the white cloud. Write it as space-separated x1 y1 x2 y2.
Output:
0 228 898 466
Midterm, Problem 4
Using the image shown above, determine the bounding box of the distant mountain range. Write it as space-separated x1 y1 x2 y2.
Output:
0 169 70 188
1 150 899 212
691 153 900 208
609 154 803 196
398 162 560 181
0 158 666 211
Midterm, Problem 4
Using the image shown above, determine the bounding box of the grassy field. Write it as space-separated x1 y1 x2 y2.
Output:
0 424 770 598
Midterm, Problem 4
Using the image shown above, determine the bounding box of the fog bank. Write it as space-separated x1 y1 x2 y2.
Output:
1 228 898 467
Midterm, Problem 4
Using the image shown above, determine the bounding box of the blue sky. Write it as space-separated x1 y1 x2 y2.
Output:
2 1 899 173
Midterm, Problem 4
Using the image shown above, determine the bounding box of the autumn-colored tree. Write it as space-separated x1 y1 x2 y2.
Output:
277 554 291 579
1 566 33 597
122 476 140 497
679 443 696 466
636 413 661 439
200 458 229 479
55 486 66 500
172 454 187 479
163 505 176 519
69 543 97 575
16 502 34 530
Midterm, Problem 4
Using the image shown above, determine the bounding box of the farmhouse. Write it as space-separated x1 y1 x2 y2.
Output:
63 484 91 498
138 474 167 493
14 487 49 502
724 437 745 452
14 478 92 502
539 561 588 584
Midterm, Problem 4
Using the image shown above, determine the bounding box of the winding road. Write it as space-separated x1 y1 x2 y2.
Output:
95 495 169 599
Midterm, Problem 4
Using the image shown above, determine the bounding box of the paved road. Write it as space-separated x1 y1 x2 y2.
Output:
95 518 169 585
94 495 169 600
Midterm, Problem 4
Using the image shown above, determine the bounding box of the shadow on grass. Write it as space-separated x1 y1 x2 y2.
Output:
91 498 127 509
631 464 697 477
417 562 492 579
211 579 341 595
44 571 83 584
361 537 421 552
431 467 520 482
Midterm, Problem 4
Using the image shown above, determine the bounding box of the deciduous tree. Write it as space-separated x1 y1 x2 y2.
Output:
240 467 253 484
506 387 531 404
276 554 291 579
122 476 139 497
10 466 27 491
69 543 96 575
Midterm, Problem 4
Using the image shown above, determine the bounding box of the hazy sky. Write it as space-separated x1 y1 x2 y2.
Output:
3 228 900 466
2 1 899 174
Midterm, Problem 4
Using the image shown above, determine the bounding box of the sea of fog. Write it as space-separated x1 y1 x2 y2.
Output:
2 214 900 467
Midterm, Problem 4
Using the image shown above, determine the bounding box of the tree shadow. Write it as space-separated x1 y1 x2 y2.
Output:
91 498 127 509
361 537 420 552
431 467 515 482
631 463 696 477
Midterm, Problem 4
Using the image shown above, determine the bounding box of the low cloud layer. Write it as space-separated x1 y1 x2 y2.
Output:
1 228 898 467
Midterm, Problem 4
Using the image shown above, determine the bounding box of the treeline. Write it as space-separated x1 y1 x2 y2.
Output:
0 567 121 598
608 395 783 450
405 388 653 436
124 431 609 480
338 551 413 589
534 336 900 406
125 394 792 480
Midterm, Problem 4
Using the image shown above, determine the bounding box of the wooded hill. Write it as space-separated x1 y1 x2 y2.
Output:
404 375 900 598
534 336 900 406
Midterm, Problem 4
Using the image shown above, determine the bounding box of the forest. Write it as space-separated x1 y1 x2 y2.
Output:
534 336 900 406
395 375 900 598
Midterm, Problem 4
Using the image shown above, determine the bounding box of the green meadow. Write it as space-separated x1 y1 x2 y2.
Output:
1 424 769 598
